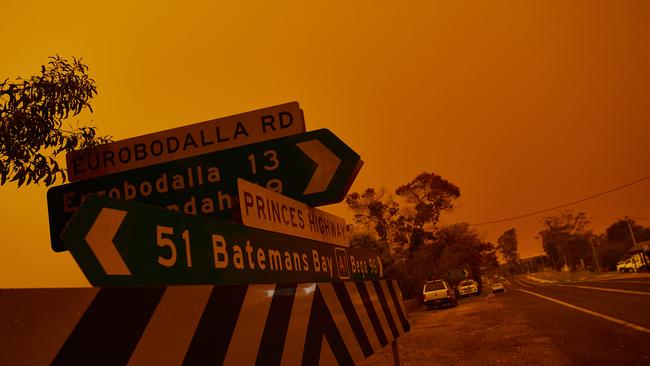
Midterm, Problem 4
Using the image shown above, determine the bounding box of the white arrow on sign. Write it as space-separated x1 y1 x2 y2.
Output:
296 140 341 195
84 208 131 275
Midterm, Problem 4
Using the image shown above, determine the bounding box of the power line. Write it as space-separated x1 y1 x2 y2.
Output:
470 174 650 226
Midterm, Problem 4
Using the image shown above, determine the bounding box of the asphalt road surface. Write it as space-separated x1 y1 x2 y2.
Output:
362 275 650 366
505 275 650 365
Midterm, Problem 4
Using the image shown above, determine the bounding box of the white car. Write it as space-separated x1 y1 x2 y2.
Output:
423 280 457 308
491 282 505 293
458 279 479 296
616 258 637 273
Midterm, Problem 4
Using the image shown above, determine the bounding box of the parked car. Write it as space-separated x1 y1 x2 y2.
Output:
491 282 505 293
458 279 479 297
422 280 457 309
616 258 637 273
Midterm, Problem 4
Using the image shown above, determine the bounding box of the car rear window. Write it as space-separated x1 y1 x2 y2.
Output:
424 282 446 291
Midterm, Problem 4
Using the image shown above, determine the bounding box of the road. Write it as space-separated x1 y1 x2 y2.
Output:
361 274 650 366
505 275 650 365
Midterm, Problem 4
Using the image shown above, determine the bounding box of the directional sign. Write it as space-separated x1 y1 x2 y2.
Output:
66 102 305 182
48 128 363 252
237 178 348 247
61 195 381 286
448 269 469 280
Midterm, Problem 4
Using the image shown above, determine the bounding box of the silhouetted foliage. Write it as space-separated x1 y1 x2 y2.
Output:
497 228 519 269
346 172 495 299
598 219 650 270
539 210 594 271
0 55 111 187
345 188 402 243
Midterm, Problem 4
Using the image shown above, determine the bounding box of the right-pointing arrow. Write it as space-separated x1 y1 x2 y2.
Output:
296 140 341 195
84 207 131 275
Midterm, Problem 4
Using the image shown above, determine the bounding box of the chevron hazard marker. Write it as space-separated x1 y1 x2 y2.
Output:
0 281 410 365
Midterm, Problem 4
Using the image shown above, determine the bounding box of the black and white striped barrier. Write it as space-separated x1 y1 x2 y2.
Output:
0 280 409 365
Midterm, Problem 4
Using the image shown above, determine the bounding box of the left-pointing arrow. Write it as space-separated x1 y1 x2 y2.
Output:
84 208 131 275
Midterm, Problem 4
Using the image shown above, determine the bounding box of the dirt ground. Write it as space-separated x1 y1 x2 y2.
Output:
359 294 571 366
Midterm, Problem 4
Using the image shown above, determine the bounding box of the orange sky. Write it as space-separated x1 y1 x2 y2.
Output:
1 1 649 288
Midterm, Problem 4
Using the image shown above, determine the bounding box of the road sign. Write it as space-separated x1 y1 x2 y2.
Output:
66 102 305 182
0 281 409 365
48 128 363 252
61 195 381 286
237 178 348 247
448 269 469 280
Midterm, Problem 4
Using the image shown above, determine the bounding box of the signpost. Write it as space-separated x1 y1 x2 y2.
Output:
8 102 411 365
237 178 348 247
48 128 363 251
61 195 382 286
65 102 306 182
448 269 469 280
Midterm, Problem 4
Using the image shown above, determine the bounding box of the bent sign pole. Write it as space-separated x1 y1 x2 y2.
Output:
66 102 306 182
48 128 363 252
61 195 381 286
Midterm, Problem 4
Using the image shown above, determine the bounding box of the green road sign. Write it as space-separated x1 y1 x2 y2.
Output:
61 195 382 286
66 102 305 182
448 269 469 280
48 129 363 252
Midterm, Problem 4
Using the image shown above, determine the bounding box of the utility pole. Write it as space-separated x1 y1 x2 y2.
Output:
589 238 601 272
626 217 638 246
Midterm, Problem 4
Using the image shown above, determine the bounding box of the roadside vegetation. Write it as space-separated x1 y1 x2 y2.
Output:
347 174 650 299
345 172 499 299
0 55 110 187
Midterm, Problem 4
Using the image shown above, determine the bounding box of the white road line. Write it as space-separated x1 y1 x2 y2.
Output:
515 279 533 288
519 289 650 334
557 284 650 296
585 280 650 284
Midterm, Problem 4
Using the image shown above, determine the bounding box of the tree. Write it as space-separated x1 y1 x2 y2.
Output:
345 188 400 243
0 55 111 186
349 232 388 255
433 223 495 284
345 172 463 299
497 228 519 269
539 210 594 271
395 172 460 252
605 218 650 247
598 219 650 270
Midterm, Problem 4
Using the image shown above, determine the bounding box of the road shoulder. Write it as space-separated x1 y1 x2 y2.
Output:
359 293 571 366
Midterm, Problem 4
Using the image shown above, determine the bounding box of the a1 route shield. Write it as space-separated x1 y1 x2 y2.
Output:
48 128 363 252
62 195 383 286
